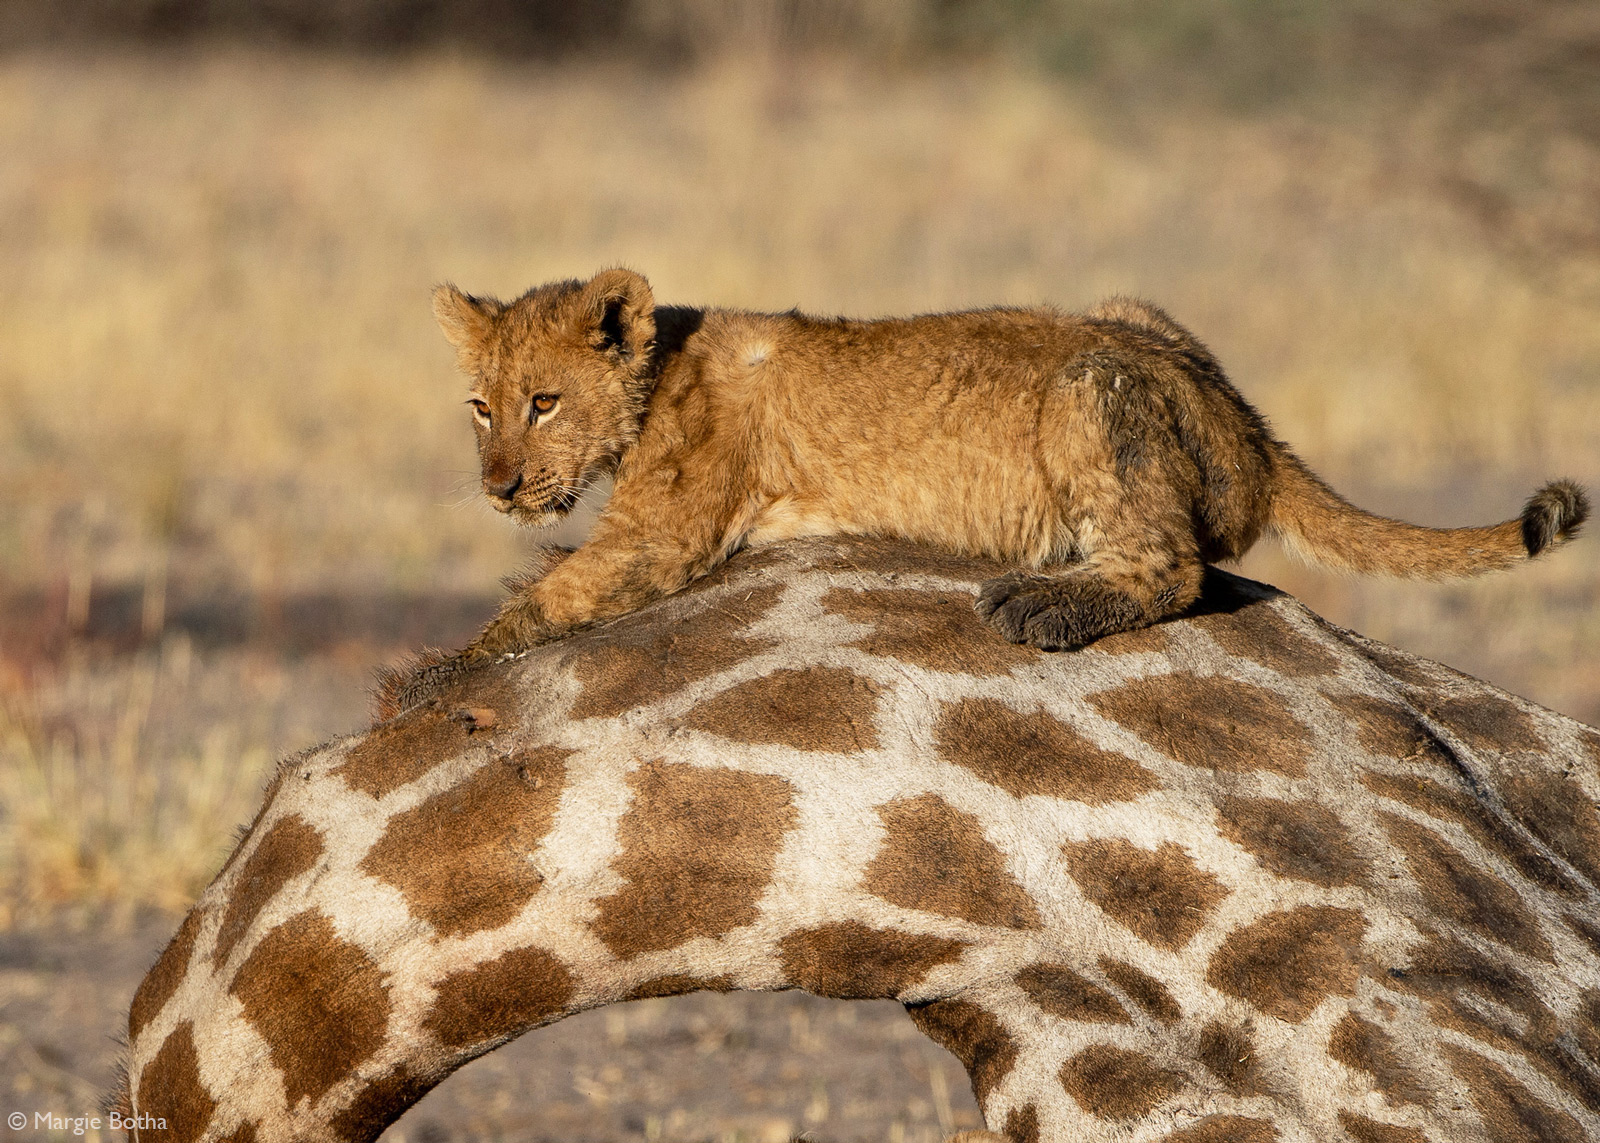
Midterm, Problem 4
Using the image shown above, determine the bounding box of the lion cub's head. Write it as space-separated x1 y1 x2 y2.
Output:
433 268 656 528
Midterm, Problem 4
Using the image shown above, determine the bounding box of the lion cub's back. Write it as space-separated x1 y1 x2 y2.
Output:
772 304 1100 393
691 305 1101 433
685 306 1103 559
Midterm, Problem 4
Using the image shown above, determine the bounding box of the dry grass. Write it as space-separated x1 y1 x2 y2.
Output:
0 631 388 927
1 46 1598 921
0 647 268 927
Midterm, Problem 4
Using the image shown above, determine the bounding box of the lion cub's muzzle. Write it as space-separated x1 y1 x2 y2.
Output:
485 470 523 510
484 471 580 521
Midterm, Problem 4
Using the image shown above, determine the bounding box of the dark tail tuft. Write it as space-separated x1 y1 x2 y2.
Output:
1521 480 1590 555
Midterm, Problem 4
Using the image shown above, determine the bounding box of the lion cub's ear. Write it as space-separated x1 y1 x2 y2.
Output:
432 284 501 363
580 268 655 363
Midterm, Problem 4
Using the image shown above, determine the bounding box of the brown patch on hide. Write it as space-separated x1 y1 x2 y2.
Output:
1015 963 1130 1024
1496 768 1600 889
129 906 205 1040
591 762 796 957
566 584 780 718
1198 1020 1264 1095
1161 1117 1278 1143
1573 990 1600 1075
626 974 736 1000
1424 695 1545 754
216 1122 258 1143
1324 693 1440 759
1380 812 1552 960
907 999 1017 1101
423 944 575 1049
681 666 882 753
336 701 477 797
780 922 968 999
1361 771 1583 899
808 539 1006 584
1354 642 1445 690
1328 1012 1432 1106
1216 796 1369 888
361 747 570 939
1088 673 1311 776
1386 930 1547 1048
1060 1044 1185 1121
137 1022 215 1143
865 794 1040 929
330 1064 434 1142
1443 1044 1585 1143
695 542 795 580
934 698 1158 803
1385 931 1600 1114
1089 622 1171 655
1003 1104 1039 1143
1099 957 1181 1023
1336 1113 1426 1143
214 815 324 964
1062 838 1226 950
1205 906 1367 1023
231 911 389 1107
1189 602 1338 677
1570 912 1600 957
822 587 1039 675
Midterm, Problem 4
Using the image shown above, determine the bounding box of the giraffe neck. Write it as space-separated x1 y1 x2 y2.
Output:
124 538 1600 1143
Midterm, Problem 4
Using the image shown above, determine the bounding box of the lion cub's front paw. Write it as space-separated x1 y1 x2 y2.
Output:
976 571 1144 651
463 627 521 661
466 601 550 661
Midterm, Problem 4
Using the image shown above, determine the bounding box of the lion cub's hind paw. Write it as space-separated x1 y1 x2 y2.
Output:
975 571 1145 651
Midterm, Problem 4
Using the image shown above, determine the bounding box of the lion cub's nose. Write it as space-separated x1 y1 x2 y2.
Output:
486 472 523 501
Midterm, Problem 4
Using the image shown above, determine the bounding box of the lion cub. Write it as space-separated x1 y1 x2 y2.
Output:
432 268 1587 662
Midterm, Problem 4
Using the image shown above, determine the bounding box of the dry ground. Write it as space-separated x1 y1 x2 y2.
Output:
2 913 982 1143
1 40 1598 1141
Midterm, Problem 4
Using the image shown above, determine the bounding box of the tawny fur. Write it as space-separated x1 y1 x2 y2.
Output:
432 268 1588 670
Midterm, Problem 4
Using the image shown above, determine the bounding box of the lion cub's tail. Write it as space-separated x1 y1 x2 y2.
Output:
1265 442 1589 579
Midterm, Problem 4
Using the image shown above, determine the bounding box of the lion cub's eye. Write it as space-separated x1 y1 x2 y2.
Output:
530 394 559 423
467 398 491 425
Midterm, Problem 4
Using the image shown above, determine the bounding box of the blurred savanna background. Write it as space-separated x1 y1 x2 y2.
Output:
2 1 1599 1138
